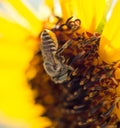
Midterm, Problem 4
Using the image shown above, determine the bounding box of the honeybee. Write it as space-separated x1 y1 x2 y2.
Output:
40 29 73 84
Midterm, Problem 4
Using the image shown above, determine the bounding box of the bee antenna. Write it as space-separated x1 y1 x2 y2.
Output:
66 16 73 25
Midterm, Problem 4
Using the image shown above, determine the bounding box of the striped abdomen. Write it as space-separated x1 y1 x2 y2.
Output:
40 29 62 77
41 29 58 56
41 29 59 64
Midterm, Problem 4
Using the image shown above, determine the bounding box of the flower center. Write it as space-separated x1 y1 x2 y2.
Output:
28 16 120 128
45 16 120 127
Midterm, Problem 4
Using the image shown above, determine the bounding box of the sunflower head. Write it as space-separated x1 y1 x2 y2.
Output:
28 13 120 127
1 0 120 128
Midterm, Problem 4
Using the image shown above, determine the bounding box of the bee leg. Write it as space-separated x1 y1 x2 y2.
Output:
52 16 63 30
59 16 73 30
55 16 62 24
67 65 74 71
56 39 73 56
59 24 67 30
59 56 66 63
66 16 73 25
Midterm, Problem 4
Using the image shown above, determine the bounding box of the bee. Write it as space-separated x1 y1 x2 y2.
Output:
40 29 73 84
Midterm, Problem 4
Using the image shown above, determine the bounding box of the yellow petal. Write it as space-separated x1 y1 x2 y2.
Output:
2 0 43 36
0 1 52 128
0 38 51 128
45 0 54 12
0 16 31 41
99 0 120 63
59 0 106 33
45 0 62 17
96 0 113 33
59 0 73 20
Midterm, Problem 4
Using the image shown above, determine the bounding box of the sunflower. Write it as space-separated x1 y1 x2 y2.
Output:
0 0 120 128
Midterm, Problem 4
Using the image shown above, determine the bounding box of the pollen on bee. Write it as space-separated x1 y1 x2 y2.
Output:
44 29 58 48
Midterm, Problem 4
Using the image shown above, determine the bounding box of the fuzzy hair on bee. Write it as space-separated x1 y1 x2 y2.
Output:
40 29 73 84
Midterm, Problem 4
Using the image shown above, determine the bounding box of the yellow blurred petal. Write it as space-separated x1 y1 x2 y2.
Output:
0 3 32 31
96 0 113 33
21 1 52 21
99 0 120 63
0 16 31 41
45 0 54 12
59 0 73 20
0 38 51 128
0 1 52 127
2 0 43 36
45 0 62 17
59 0 106 33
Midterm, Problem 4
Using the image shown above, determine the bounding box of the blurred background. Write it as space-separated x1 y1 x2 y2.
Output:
0 0 53 128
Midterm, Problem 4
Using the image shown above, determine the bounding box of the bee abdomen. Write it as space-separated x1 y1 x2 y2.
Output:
41 30 57 54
